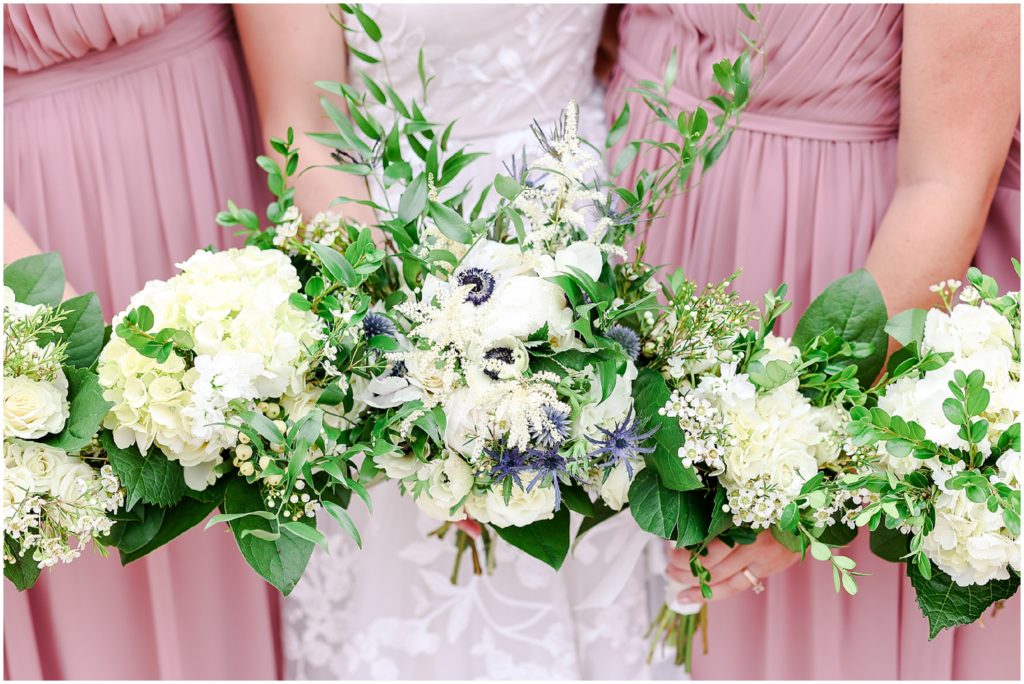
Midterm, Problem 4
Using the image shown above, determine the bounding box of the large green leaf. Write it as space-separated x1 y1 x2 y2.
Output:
793 269 888 387
631 369 702 491
675 489 712 547
628 468 680 538
4 539 41 591
42 367 110 454
3 252 65 307
908 563 1020 639
870 525 911 562
224 477 314 594
117 482 228 563
101 431 186 509
41 293 104 368
704 487 732 542
493 506 571 570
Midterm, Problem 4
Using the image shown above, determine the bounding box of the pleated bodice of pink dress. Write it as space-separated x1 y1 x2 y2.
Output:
3 4 280 679
608 4 1020 680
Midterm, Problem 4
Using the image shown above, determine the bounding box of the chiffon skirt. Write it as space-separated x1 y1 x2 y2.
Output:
3 6 280 679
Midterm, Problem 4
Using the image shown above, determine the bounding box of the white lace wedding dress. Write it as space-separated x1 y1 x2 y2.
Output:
283 5 670 679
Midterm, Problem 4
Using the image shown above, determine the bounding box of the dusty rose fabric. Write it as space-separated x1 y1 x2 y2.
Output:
608 3 1020 680
3 4 281 679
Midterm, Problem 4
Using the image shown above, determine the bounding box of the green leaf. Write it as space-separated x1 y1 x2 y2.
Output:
398 174 428 223
606 102 630 148
40 293 105 368
3 252 65 306
793 269 889 388
493 506 571 570
705 487 732 541
628 468 680 539
101 430 186 508
870 525 911 562
4 539 41 591
323 500 362 548
118 484 225 563
885 308 927 348
353 6 382 41
675 489 711 547
561 483 596 517
494 174 523 200
42 367 110 453
310 243 358 287
281 521 329 551
632 369 703 491
225 477 314 594
817 523 858 547
427 201 472 244
908 563 1020 639
771 524 804 553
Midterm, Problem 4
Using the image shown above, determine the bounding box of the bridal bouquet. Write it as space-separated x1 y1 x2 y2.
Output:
96 201 386 591
629 270 886 668
845 264 1020 637
256 2 759 578
3 254 120 590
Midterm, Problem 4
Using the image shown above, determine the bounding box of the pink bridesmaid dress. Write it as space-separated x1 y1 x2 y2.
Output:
608 4 1020 680
3 4 280 679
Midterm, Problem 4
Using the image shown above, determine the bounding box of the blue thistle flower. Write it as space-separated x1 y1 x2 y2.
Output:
455 267 496 306
486 442 529 489
586 408 658 476
531 405 571 448
526 446 568 510
362 312 396 339
387 360 408 378
606 324 640 360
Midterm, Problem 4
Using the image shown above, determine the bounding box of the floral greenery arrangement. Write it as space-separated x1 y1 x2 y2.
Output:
3 254 120 590
91 228 387 593
241 2 759 580
844 264 1020 637
630 270 886 668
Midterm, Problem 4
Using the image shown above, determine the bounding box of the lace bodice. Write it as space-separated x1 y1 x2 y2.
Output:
348 4 606 140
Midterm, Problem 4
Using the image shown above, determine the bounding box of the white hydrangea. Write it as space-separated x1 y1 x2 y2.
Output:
922 462 1021 586
98 247 322 489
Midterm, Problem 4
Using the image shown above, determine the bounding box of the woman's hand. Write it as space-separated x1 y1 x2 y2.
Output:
666 535 798 605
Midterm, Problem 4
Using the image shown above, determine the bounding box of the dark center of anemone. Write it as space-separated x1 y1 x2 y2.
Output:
387 360 408 378
482 346 514 380
456 267 496 306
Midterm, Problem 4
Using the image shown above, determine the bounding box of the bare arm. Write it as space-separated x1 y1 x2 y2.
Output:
667 5 1021 604
233 4 376 224
865 4 1020 314
4 205 76 298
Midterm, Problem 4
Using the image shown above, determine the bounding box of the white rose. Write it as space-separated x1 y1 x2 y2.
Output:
536 241 604 281
3 465 35 518
48 458 96 501
577 361 638 439
375 451 421 480
3 372 70 439
443 388 490 457
5 442 67 490
599 460 642 511
414 455 474 521
479 276 572 343
473 477 556 527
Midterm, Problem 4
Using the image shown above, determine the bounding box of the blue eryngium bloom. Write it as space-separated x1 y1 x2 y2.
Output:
487 443 529 489
526 446 567 510
531 405 571 448
362 312 396 338
586 408 657 476
606 324 640 360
